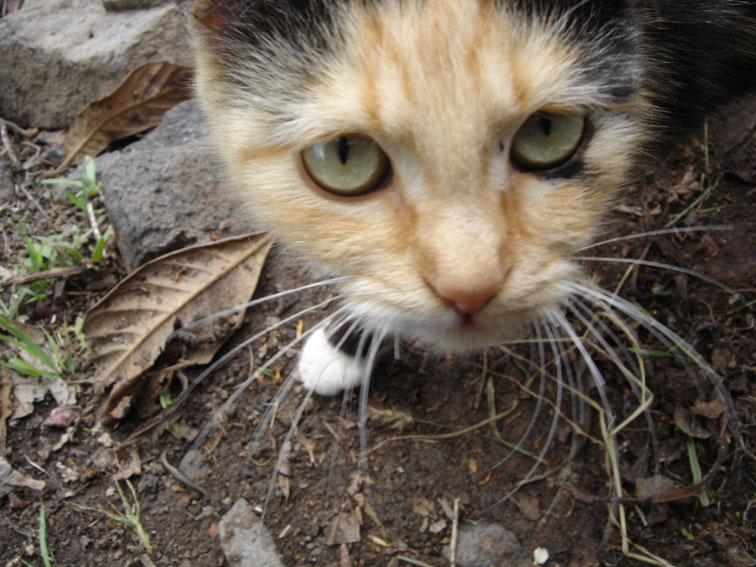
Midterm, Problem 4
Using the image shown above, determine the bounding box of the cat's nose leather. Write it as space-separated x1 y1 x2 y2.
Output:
436 286 498 315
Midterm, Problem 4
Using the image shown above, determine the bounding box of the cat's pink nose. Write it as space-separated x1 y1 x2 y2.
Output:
436 286 498 315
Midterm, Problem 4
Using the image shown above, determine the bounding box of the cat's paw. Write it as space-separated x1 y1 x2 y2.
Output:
297 327 366 396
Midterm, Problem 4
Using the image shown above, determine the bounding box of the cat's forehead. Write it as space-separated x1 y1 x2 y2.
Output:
312 3 583 129
192 0 639 143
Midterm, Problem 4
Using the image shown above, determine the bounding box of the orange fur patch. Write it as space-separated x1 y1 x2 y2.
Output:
191 0 644 348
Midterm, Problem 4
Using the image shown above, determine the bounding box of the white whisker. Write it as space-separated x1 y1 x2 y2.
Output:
490 318 564 508
574 281 709 400
167 276 348 340
567 300 641 391
579 225 732 251
245 305 351 455
325 387 354 503
261 387 314 520
190 305 348 454
493 323 547 469
566 300 654 436
568 281 738 426
548 303 628 526
570 297 643 381
568 296 659 453
574 256 738 296
358 325 390 473
326 316 360 351
548 306 617 429
152 295 344 432
539 319 580 525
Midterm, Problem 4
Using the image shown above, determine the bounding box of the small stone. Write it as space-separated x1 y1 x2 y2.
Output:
442 522 522 567
0 158 14 204
218 499 285 567
533 547 549 565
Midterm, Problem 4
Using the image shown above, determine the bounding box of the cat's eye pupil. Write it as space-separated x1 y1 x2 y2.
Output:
302 134 391 196
338 136 350 165
537 115 552 137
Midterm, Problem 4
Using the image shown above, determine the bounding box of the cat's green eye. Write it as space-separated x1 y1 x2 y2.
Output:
301 134 391 196
510 111 585 171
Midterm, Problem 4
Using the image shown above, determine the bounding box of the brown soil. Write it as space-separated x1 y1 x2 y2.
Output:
1 99 755 567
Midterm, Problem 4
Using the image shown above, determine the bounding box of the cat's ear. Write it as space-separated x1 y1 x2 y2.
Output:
185 0 238 35
184 0 252 60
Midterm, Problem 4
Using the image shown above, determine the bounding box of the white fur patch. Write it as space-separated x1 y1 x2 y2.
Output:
297 327 367 396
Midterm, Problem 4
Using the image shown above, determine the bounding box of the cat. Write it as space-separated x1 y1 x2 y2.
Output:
186 0 756 401
175 3 756 565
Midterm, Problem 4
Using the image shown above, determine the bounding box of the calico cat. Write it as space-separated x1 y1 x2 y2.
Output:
186 0 756 397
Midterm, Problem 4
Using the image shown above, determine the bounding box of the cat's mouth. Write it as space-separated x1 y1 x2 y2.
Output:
459 313 476 329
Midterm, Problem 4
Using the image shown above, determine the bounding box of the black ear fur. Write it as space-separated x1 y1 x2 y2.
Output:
634 0 756 147
186 0 243 37
188 0 346 44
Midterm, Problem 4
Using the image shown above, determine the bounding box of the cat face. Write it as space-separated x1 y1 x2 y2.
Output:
190 0 649 350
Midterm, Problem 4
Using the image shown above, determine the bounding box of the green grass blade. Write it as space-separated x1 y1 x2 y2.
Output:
41 328 64 373
686 437 710 506
0 317 58 372
39 504 52 567
1 358 58 378
41 178 83 188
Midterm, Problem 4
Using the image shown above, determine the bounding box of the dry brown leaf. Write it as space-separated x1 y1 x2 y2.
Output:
325 505 362 546
113 448 142 482
0 457 46 493
634 475 681 501
55 61 193 173
135 368 174 419
691 397 726 420
673 405 712 439
83 232 272 425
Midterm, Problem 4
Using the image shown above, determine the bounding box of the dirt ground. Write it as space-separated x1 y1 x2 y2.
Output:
1 98 755 567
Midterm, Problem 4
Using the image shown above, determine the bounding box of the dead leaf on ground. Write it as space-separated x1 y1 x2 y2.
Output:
113 448 142 481
325 504 362 546
673 406 711 439
412 495 435 517
691 396 726 420
54 61 193 174
634 475 681 501
512 493 541 521
83 233 272 425
0 457 46 495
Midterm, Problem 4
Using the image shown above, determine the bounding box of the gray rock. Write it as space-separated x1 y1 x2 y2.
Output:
79 100 252 270
443 522 522 567
218 499 285 567
0 0 192 128
0 158 14 204
0 457 13 498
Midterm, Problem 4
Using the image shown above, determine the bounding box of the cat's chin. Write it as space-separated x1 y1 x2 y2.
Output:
345 302 532 352
402 318 526 352
297 310 531 396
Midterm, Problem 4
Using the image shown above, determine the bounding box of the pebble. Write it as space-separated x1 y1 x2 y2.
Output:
0 158 14 204
442 522 523 567
218 499 286 567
